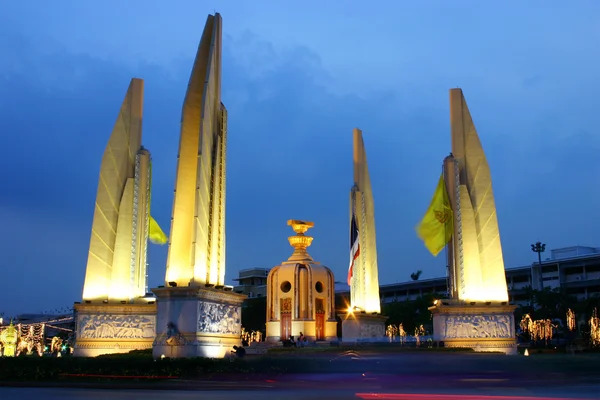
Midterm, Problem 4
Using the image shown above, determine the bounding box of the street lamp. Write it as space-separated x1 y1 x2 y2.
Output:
531 242 546 291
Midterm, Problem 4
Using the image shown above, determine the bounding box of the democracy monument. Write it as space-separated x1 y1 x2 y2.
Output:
151 12 246 359
73 78 165 357
265 220 337 343
63 12 521 358
418 89 517 355
340 128 387 342
72 13 245 359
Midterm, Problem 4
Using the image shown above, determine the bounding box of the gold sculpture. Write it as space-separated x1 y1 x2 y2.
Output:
0 321 18 357
286 220 315 261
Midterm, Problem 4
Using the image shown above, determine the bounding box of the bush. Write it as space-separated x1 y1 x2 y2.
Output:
0 351 317 382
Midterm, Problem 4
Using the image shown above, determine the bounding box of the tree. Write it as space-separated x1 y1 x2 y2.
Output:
531 287 577 321
382 293 439 334
410 270 422 281
241 296 267 333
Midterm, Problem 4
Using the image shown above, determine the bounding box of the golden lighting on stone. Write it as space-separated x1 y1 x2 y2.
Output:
165 13 227 288
426 90 517 355
350 128 381 314
81 78 151 303
446 89 509 303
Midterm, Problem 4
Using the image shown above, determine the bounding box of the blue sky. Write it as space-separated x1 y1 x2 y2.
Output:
1 1 599 316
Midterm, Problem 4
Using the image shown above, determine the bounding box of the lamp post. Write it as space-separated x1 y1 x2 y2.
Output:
531 242 546 291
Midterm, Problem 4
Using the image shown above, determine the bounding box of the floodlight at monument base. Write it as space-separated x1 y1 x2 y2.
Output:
108 285 130 303
459 260 509 303
81 285 106 303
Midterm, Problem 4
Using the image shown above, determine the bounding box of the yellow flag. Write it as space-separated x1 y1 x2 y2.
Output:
416 173 453 256
149 216 168 245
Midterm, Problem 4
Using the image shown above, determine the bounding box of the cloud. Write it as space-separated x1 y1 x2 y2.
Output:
1 6 600 316
0 30 184 315
0 205 89 316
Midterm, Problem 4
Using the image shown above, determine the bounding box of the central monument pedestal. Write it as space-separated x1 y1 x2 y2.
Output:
73 302 157 357
428 300 517 355
152 286 246 359
340 312 387 343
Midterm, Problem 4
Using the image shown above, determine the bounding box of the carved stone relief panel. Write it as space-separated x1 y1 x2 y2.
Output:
444 314 512 339
78 314 156 339
359 321 385 338
281 298 292 313
197 301 241 335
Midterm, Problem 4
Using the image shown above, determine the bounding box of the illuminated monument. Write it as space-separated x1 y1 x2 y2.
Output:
423 88 516 354
341 128 387 342
265 220 337 343
152 13 245 359
74 78 162 357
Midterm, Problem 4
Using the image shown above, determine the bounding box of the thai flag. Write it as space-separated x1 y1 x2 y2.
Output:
348 213 360 285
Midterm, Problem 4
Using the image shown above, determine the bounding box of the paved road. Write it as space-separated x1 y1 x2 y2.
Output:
0 386 598 400
2 351 600 399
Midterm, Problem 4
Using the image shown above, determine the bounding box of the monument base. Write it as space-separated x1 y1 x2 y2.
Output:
428 300 517 355
152 286 246 359
340 312 387 343
265 319 338 343
73 302 157 357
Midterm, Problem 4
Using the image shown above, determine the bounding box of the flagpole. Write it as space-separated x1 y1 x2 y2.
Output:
350 187 356 307
146 155 152 295
442 155 456 299
443 153 457 299
442 161 450 298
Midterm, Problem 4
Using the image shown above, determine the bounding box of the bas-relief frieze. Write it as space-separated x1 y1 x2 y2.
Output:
78 315 156 339
359 321 385 338
196 289 246 305
197 301 241 336
444 314 511 339
76 342 152 349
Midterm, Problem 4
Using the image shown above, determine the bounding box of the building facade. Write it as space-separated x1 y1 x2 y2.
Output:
337 246 600 308
233 268 270 298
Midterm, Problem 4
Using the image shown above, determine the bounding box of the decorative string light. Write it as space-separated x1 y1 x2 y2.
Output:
0 316 73 356
520 314 556 343
386 324 398 342
566 309 576 332
15 323 45 356
240 327 263 344
414 325 425 346
385 324 408 344
45 324 73 332
398 324 407 345
589 308 600 346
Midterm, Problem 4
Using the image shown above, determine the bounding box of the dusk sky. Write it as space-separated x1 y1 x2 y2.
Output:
1 1 599 317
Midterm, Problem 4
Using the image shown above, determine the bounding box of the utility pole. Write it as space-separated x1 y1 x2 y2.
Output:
531 242 546 292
